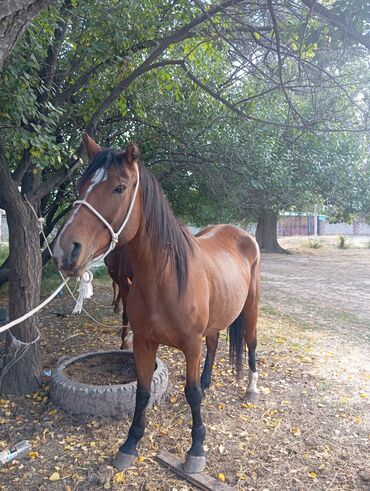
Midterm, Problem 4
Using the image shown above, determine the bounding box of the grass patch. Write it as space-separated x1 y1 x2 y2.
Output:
41 262 110 295
303 238 322 249
41 261 64 294
0 243 8 264
338 235 350 249
92 265 110 280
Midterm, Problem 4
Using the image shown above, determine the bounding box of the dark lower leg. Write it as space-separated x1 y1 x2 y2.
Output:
245 307 259 398
120 314 129 349
200 333 219 392
248 339 257 372
119 386 150 455
185 384 205 457
116 340 158 460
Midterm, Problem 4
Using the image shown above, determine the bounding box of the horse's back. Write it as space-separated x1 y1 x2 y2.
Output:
195 224 259 266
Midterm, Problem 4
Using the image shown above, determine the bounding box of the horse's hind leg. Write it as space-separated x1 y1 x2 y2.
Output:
200 333 219 394
244 262 260 402
113 338 158 470
120 285 130 349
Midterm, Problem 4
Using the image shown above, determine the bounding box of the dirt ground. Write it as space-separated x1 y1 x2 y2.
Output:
0 247 369 490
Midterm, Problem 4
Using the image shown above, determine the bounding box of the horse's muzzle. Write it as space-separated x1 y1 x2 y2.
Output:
53 241 82 275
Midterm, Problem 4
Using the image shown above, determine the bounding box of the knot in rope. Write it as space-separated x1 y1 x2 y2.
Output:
72 270 94 314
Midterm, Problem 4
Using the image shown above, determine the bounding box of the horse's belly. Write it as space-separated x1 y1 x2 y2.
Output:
204 256 250 334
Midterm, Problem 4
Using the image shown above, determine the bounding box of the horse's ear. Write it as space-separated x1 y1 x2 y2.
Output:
124 142 140 165
82 131 102 160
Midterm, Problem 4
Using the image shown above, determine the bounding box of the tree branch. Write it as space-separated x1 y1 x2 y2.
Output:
25 151 84 203
85 0 244 134
300 0 370 50
0 0 52 69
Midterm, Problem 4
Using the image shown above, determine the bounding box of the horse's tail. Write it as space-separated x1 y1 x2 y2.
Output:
229 311 246 380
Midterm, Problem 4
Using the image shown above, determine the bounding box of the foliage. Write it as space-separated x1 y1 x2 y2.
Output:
337 235 350 249
304 239 322 249
1 0 368 232
0 0 368 248
0 244 8 264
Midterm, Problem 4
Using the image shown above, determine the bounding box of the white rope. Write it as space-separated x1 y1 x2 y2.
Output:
0 279 68 334
0 329 41 388
25 197 119 328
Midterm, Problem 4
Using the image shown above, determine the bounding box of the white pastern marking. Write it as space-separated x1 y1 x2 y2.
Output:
247 369 259 393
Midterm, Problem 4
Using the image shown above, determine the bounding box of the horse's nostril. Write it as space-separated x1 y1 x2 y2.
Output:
70 241 82 261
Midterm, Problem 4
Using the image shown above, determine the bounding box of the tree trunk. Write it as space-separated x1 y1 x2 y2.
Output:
0 0 51 69
256 210 286 253
0 162 42 395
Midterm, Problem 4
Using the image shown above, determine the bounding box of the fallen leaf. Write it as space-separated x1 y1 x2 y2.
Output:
217 473 225 482
308 471 317 479
291 426 301 436
113 471 125 483
49 472 61 481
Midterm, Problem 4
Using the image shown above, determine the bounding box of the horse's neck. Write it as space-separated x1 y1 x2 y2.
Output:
127 229 164 297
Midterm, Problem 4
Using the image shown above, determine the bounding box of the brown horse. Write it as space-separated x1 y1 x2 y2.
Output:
53 133 260 473
104 245 133 349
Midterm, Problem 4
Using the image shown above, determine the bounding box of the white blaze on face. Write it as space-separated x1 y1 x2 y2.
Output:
53 168 107 263
84 167 107 198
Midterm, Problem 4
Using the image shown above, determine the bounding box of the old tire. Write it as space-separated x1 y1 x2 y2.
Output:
50 350 169 419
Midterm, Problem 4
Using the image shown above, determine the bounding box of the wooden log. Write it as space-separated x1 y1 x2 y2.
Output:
156 450 235 491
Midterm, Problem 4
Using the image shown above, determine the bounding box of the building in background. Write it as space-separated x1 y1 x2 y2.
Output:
0 210 9 243
278 212 370 237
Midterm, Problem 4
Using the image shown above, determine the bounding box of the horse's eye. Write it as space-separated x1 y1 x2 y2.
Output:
114 184 125 194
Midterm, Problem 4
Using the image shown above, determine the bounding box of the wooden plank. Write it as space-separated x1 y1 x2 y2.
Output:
156 450 235 491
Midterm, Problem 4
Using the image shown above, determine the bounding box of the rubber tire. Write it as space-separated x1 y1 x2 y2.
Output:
50 350 169 419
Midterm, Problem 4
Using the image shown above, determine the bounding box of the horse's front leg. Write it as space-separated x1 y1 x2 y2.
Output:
200 333 219 394
113 338 158 470
183 343 206 474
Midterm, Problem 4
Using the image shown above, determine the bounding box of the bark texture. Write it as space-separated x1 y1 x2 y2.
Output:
0 162 42 394
0 0 51 69
256 210 286 253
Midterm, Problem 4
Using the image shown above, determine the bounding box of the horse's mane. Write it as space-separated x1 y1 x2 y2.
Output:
79 148 193 294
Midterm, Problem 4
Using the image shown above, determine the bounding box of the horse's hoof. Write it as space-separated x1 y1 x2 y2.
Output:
246 390 259 403
120 341 129 350
183 454 206 474
113 451 136 470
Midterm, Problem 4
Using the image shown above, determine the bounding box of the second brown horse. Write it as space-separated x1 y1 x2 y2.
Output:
104 245 132 349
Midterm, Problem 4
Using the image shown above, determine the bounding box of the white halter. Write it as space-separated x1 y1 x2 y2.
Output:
71 164 140 313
